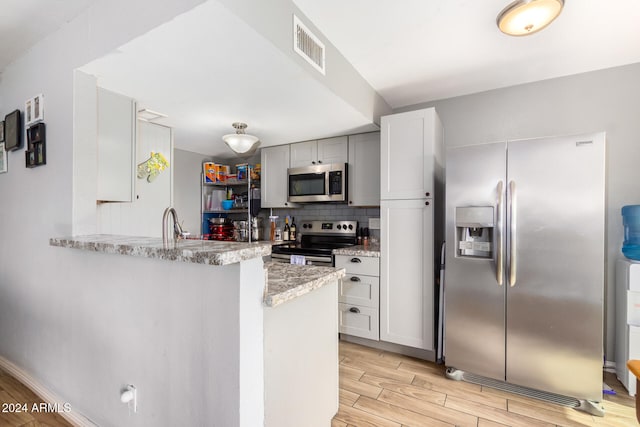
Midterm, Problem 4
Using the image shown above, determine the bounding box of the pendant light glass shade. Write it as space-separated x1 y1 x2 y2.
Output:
222 122 260 154
497 0 564 36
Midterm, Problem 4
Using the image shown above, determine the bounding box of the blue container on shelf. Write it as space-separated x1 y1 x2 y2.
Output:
622 205 640 260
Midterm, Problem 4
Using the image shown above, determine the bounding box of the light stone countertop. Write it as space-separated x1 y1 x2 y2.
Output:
332 242 381 258
49 234 272 266
264 261 345 307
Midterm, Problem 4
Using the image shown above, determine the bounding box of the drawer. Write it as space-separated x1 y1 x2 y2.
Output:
339 274 379 308
338 303 379 341
335 255 379 276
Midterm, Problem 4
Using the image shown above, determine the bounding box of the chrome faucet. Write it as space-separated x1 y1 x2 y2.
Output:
162 207 184 246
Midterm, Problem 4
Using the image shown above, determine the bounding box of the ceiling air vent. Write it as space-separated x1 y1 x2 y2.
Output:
293 15 326 75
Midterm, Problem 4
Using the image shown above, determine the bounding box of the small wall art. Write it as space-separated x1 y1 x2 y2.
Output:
25 122 46 168
0 142 7 174
25 94 44 127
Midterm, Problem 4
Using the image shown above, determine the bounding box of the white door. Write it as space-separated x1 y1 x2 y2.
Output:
96 88 135 202
317 136 348 165
380 108 439 200
290 140 317 168
380 199 434 350
261 145 292 208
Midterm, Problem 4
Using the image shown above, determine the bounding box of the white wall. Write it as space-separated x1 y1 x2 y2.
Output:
0 0 207 422
173 149 212 235
397 62 640 361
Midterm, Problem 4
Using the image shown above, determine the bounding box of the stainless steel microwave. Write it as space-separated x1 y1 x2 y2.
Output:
288 163 347 203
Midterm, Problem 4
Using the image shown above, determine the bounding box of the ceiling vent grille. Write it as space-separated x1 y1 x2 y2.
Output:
293 15 326 75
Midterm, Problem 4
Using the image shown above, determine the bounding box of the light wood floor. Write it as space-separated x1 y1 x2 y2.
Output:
333 341 637 427
0 367 72 427
1 343 636 426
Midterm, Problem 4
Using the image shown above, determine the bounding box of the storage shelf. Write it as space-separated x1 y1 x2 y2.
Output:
203 209 248 214
203 178 259 187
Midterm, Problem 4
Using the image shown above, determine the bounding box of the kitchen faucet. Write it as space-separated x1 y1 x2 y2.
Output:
162 207 184 246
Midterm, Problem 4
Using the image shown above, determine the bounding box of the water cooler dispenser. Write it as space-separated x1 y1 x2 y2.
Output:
616 206 640 395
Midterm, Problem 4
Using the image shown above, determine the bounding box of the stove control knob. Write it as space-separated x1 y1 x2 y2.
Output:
348 224 353 230
337 224 342 230
307 223 312 229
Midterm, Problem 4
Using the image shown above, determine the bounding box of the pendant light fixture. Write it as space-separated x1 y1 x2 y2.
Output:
222 122 260 154
497 0 564 36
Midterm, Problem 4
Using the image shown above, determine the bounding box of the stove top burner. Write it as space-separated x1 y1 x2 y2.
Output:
270 220 358 258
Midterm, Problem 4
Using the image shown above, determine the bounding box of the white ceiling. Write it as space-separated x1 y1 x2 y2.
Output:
79 1 378 158
0 0 96 71
293 0 640 108
4 0 640 156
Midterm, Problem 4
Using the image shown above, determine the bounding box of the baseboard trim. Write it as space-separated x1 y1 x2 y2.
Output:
340 334 436 361
0 355 96 427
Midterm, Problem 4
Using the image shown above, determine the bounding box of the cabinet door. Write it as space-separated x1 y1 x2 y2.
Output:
97 88 136 202
348 133 380 206
380 199 434 350
290 140 317 168
261 145 292 208
317 136 348 165
380 108 442 200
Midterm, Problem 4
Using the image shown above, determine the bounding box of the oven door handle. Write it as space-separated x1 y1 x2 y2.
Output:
270 253 333 265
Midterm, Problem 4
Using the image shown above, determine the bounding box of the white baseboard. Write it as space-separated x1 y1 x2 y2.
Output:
604 360 617 373
0 355 96 427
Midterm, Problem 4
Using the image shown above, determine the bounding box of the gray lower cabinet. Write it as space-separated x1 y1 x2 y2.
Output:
336 255 380 340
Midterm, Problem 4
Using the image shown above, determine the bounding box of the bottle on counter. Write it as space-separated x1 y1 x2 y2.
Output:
363 227 370 248
290 217 297 241
356 226 362 245
269 215 278 241
283 216 290 241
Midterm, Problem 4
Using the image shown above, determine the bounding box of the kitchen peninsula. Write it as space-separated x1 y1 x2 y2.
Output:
49 235 343 427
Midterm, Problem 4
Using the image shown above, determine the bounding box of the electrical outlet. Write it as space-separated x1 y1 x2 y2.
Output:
369 218 380 230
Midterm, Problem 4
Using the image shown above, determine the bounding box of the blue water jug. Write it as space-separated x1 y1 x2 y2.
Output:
622 205 640 260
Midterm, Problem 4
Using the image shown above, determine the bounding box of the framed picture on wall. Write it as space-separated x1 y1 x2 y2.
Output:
25 94 44 127
0 142 7 174
0 120 4 142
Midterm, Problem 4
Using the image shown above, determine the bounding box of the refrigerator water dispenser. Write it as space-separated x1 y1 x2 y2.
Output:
456 206 494 259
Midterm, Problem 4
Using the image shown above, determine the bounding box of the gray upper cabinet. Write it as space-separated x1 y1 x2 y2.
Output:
290 136 348 168
381 108 443 200
97 88 136 202
261 144 292 208
348 132 380 206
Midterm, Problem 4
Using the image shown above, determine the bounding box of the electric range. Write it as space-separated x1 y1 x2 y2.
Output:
271 220 357 267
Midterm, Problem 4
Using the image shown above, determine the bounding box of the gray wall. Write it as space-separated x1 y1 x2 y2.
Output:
397 62 640 361
173 149 213 234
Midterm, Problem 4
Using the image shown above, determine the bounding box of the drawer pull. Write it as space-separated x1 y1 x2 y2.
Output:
349 307 360 314
350 258 362 263
350 276 361 282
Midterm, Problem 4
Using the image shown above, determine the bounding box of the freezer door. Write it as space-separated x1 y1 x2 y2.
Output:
505 133 605 401
445 142 507 380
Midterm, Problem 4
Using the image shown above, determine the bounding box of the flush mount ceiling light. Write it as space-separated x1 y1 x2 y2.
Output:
497 0 564 36
222 122 260 154
137 108 167 122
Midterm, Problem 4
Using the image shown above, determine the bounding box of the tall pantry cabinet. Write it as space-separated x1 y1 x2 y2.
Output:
380 108 444 352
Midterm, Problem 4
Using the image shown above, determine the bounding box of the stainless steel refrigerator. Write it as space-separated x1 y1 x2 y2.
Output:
444 132 606 416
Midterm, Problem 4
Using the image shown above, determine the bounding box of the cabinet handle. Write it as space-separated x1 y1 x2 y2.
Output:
285 202 288 206
425 201 430 206
349 307 360 314
425 192 430 197
312 161 316 165
318 160 322 164
350 258 362 263
350 276 361 282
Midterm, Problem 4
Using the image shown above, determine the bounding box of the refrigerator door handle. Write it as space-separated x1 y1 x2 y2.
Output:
509 180 517 287
496 180 504 286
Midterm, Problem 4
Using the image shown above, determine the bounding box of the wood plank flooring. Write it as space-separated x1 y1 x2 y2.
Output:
1 342 635 426
0 367 72 427
333 341 637 427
